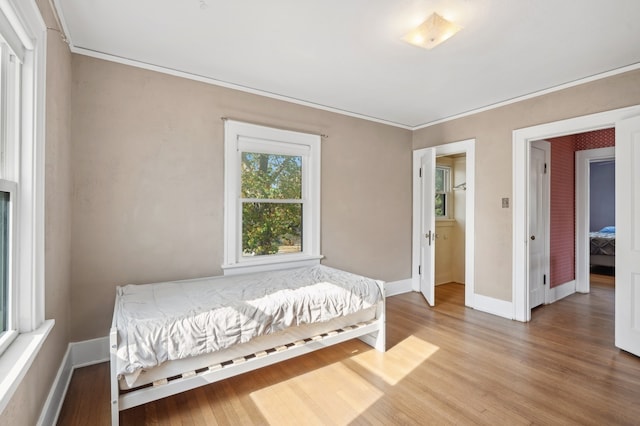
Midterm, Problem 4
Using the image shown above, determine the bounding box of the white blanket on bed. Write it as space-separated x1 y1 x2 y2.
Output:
114 265 383 380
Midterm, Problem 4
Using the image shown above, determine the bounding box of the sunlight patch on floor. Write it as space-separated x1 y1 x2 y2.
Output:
250 362 383 425
351 335 439 385
249 336 437 423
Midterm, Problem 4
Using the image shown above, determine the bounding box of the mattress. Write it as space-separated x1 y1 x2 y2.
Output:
114 265 383 385
589 232 615 256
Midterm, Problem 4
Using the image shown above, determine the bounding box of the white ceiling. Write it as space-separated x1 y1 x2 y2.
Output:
54 0 640 129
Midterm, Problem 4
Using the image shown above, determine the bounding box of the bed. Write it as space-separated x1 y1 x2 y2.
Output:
109 265 385 425
589 226 615 268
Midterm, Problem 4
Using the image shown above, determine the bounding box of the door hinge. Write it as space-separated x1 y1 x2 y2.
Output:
419 265 422 275
544 163 547 174
419 167 422 178
543 274 547 285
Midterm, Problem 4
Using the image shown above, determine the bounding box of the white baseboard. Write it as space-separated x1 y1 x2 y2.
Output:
385 278 412 297
37 345 72 426
547 280 576 304
69 336 110 368
471 294 514 320
37 337 110 426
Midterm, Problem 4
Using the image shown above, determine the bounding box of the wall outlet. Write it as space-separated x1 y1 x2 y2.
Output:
502 197 509 208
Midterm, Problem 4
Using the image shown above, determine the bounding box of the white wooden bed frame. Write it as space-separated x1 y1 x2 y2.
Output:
109 278 385 425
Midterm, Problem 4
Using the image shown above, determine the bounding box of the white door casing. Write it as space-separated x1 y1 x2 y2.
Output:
513 104 640 323
575 146 615 294
412 139 475 308
420 149 436 306
615 114 640 357
529 140 550 309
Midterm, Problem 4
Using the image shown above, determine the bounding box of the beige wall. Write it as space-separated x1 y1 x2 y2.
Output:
70 56 413 341
0 1 73 425
413 69 640 301
452 156 466 284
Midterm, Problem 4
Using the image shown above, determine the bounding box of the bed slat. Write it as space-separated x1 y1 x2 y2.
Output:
182 371 196 379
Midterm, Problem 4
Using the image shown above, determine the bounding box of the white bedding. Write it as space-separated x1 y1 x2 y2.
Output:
114 265 383 384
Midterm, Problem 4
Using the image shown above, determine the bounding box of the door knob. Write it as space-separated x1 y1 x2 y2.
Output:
530 235 536 240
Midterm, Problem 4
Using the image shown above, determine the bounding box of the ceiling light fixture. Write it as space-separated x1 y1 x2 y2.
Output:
402 12 462 50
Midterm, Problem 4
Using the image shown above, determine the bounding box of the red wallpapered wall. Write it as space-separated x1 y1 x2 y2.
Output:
575 128 615 151
547 128 615 287
549 136 576 287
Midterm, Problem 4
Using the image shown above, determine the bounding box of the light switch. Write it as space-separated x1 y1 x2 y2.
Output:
502 198 509 208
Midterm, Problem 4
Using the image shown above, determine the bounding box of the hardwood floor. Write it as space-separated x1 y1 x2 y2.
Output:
57 276 640 425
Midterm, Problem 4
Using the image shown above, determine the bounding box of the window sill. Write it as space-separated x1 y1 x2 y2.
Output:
222 255 324 276
0 319 54 414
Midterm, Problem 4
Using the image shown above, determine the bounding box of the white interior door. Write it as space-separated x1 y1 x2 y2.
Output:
615 115 640 357
420 149 436 306
529 140 549 309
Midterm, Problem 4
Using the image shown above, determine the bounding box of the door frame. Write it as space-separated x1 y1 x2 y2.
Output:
412 139 475 307
512 105 640 322
575 146 615 294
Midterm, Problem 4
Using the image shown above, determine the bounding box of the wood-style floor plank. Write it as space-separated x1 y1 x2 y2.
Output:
57 274 640 425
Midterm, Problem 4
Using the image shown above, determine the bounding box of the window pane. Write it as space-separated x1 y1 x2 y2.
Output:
435 168 445 192
0 191 9 333
435 193 446 217
241 153 302 199
242 202 302 256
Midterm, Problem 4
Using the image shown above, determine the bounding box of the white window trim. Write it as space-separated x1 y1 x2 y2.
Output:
435 165 452 220
223 120 321 275
0 180 17 356
0 0 49 414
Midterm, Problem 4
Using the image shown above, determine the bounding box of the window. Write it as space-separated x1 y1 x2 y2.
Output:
0 0 49 412
0 22 23 354
0 183 15 339
241 152 303 256
435 166 451 218
223 120 321 275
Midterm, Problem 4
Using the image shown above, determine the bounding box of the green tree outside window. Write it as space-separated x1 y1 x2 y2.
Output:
241 152 303 256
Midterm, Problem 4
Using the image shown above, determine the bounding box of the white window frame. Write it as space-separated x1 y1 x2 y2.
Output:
0 0 51 414
223 120 322 275
0 180 17 355
435 165 452 219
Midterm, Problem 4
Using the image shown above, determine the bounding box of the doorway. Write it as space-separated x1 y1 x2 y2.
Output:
512 105 640 358
434 154 467 301
576 146 615 293
525 129 615 314
412 139 475 308
512 109 633 321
